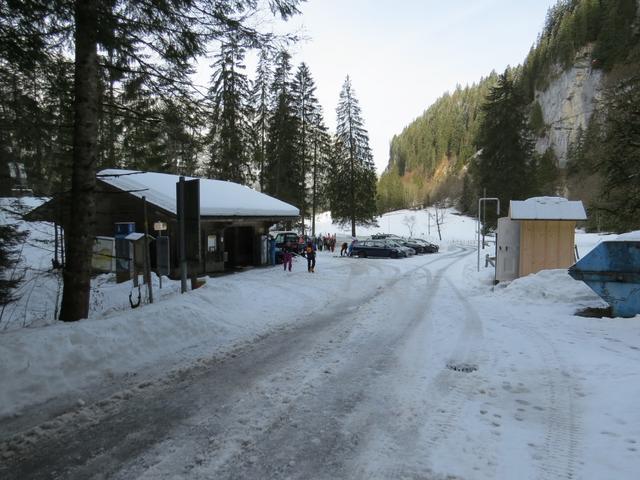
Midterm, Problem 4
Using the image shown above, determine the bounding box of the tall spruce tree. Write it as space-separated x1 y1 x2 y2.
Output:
598 75 640 231
329 76 377 236
292 62 321 234
249 49 273 191
0 0 303 321
470 71 535 227
264 50 301 209
0 221 27 307
309 107 331 236
207 37 253 185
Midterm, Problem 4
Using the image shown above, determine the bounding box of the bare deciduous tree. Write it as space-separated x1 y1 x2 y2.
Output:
434 203 447 241
402 214 416 237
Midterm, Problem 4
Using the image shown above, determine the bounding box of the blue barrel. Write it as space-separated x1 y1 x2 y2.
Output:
568 239 640 317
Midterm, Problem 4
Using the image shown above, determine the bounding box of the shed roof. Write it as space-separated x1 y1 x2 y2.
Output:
125 232 145 241
509 197 587 221
98 169 299 218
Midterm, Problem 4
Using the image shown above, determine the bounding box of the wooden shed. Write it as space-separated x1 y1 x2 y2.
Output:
496 197 587 282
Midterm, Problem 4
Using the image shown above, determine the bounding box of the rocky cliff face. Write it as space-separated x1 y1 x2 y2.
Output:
534 46 605 167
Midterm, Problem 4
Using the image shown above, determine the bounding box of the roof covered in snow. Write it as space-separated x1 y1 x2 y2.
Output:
509 197 587 221
98 169 299 218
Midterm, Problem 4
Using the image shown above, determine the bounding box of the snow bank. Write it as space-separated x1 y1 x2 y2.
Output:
496 269 603 304
0 251 390 419
0 286 234 417
0 197 59 332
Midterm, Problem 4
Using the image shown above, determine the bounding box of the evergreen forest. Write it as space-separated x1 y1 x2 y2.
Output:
379 0 640 233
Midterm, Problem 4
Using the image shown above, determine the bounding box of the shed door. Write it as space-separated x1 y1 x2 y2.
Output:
496 217 520 282
224 226 255 267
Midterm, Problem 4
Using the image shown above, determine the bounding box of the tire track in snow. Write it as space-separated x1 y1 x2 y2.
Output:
204 249 473 480
0 249 466 480
516 324 581 480
347 247 491 479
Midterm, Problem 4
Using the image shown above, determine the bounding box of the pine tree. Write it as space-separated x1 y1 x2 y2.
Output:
532 148 561 196
0 222 27 306
249 49 273 191
292 62 321 234
206 37 253 185
309 107 331 236
164 99 202 176
594 0 637 69
458 173 475 214
119 84 166 171
329 76 378 236
598 75 640 231
470 71 535 228
264 50 301 209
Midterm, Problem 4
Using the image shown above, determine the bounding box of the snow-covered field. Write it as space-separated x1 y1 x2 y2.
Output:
1 198 638 479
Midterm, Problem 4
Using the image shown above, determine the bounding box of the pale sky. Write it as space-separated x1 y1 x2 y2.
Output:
281 0 558 174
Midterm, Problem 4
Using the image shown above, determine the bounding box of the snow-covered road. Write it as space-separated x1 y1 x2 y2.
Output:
1 245 639 479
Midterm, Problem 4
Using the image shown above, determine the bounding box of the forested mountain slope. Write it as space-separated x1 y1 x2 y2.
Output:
380 0 640 232
377 74 497 213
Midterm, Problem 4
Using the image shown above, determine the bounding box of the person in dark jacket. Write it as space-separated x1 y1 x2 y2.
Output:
305 241 316 273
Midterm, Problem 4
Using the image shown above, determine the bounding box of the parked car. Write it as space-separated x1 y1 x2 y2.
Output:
349 239 406 258
409 238 439 253
396 238 427 254
371 233 404 241
273 231 305 262
384 239 415 256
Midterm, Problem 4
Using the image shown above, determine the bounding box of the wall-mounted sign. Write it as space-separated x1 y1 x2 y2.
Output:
154 221 167 231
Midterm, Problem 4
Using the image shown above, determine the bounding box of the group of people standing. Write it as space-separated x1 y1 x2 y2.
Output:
281 233 357 273
314 234 337 252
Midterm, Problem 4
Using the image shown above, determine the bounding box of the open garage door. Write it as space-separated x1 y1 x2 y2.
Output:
224 226 255 268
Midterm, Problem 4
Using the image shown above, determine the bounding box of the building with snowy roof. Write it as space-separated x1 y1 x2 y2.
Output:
28 169 299 277
496 197 587 282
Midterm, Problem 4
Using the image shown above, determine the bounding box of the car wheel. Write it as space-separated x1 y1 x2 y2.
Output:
390 251 397 259
359 251 367 258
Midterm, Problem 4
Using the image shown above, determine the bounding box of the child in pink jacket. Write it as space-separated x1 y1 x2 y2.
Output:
283 244 293 272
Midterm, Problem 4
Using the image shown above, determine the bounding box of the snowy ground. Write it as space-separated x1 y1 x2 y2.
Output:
1 199 638 479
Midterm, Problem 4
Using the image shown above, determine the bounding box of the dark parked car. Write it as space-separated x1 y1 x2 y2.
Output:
371 233 404 241
396 239 427 254
383 239 415 256
409 238 439 253
350 239 406 258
